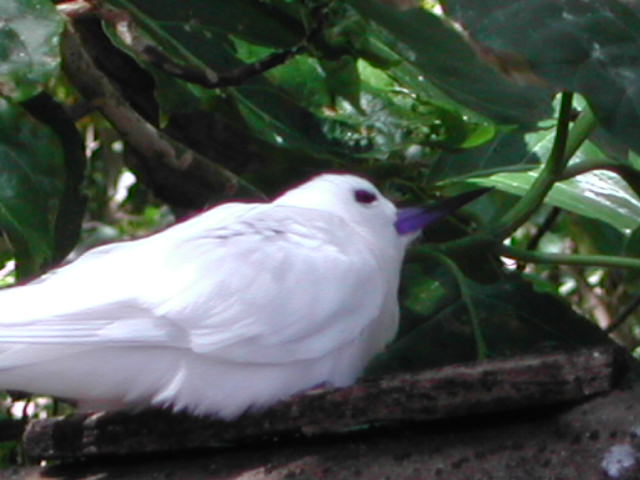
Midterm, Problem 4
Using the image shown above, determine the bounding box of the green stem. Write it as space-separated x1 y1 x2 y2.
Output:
493 92 574 239
440 91 596 258
559 103 607 180
563 101 598 161
500 245 640 270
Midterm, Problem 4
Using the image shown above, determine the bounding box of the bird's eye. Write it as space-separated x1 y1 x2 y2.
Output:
354 189 377 204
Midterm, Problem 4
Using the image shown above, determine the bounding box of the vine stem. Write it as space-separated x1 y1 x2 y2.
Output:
500 245 640 270
563 100 598 161
440 91 601 258
412 248 488 360
492 91 574 240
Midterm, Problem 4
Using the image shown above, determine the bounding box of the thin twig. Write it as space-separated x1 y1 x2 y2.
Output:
565 265 612 330
526 207 561 252
607 294 640 333
515 206 563 271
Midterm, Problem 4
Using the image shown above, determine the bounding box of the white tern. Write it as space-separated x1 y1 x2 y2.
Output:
0 173 486 419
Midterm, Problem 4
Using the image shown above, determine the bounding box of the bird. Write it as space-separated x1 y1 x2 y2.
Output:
0 173 487 419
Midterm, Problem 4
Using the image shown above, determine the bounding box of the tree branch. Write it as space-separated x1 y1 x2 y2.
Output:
60 25 262 204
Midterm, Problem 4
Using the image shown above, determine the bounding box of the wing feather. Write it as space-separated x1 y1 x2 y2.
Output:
145 206 389 363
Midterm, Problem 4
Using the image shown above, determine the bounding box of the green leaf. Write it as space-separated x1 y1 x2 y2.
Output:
443 0 640 153
107 0 304 70
319 56 362 111
0 99 65 278
425 91 588 185
366 272 610 376
231 78 366 159
426 127 550 184
348 0 554 125
234 44 332 112
0 0 63 101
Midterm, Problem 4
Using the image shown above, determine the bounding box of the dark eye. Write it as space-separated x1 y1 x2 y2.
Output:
354 189 377 204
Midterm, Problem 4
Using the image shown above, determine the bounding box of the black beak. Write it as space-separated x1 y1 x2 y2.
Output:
394 188 492 235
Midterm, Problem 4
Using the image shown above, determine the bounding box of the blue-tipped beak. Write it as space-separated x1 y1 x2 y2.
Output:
394 188 492 235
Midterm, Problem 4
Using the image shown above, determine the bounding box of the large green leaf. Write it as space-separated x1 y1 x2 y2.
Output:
231 78 364 160
106 0 308 83
442 0 640 153
473 168 640 234
348 0 554 126
0 99 65 278
110 0 303 53
0 0 63 101
367 271 610 376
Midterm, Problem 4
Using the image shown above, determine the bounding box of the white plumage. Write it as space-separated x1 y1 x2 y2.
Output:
0 173 477 419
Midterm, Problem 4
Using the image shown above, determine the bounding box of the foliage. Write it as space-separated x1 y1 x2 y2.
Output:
1 0 640 449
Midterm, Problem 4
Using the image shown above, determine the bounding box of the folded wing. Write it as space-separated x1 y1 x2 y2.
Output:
0 204 390 366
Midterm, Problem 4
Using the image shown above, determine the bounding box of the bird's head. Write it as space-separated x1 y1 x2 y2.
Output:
273 173 489 247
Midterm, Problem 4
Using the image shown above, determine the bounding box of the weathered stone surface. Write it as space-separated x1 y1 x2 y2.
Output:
4 385 640 479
